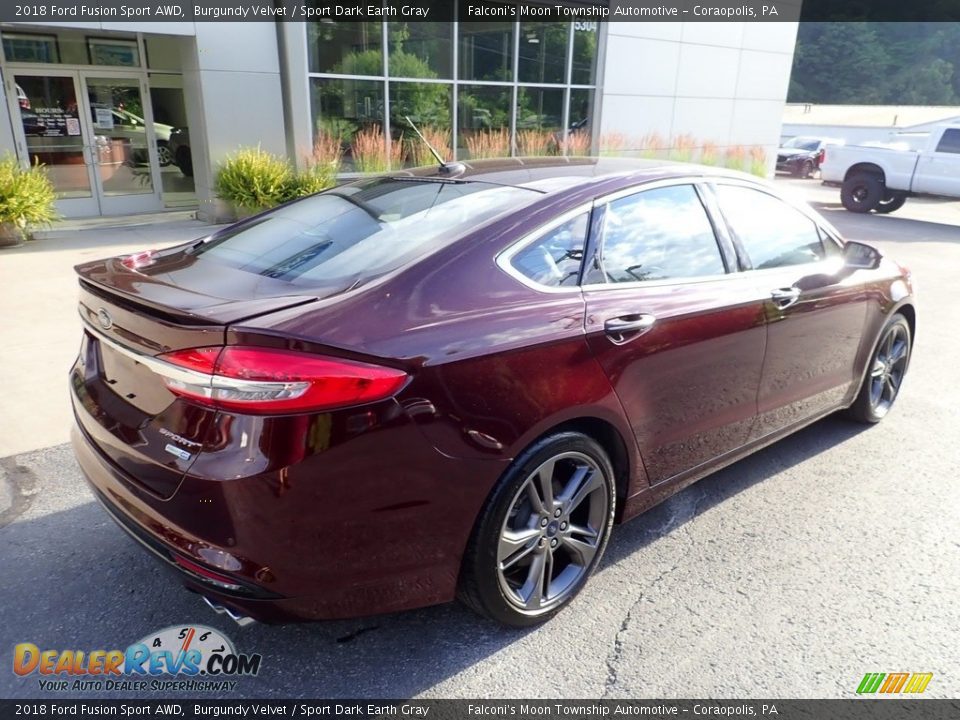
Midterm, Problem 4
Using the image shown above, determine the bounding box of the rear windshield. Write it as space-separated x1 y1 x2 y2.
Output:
191 178 538 287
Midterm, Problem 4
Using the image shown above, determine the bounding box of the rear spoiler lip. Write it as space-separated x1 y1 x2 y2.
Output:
78 276 319 327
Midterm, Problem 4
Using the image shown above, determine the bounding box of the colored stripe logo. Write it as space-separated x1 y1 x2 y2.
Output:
857 672 933 694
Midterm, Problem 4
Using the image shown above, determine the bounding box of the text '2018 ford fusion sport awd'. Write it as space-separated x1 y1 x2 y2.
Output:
70 157 915 627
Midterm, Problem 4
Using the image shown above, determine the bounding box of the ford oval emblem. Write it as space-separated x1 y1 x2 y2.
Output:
96 308 113 330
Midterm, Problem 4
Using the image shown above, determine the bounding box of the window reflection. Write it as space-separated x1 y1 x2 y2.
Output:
590 186 726 284
512 213 588 287
195 179 538 287
571 23 599 84
388 22 452 79
714 185 827 269
518 22 568 84
458 20 514 81
308 22 382 75
310 78 384 169
307 18 599 162
390 82 452 166
517 87 564 132
12 75 91 198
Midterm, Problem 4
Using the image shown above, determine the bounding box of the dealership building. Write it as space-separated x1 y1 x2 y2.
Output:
0 16 799 220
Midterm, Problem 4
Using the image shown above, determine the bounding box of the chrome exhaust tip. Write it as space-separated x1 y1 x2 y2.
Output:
202 596 256 627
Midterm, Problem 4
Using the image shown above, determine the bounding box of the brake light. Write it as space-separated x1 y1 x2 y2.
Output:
818 149 826 166
156 346 408 414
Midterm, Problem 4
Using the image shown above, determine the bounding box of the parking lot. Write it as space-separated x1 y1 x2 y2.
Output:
1 180 958 699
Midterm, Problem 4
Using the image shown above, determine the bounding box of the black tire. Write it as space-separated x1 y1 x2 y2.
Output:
458 431 616 627
797 159 815 179
846 314 911 424
841 173 885 213
875 192 907 214
175 147 193 178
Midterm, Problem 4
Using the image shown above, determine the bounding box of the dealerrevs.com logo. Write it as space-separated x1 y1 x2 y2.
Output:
13 625 262 693
856 672 934 695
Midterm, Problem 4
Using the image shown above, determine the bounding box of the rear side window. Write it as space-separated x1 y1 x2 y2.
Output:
510 212 589 288
192 178 538 287
586 184 726 284
935 128 960 154
714 184 827 269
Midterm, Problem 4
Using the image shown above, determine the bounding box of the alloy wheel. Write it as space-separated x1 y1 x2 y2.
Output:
496 452 610 614
868 323 909 416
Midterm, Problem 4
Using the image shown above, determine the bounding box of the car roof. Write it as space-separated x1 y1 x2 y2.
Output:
390 156 756 195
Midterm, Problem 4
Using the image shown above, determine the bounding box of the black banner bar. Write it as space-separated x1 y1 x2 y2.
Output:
3 700 960 719
1 0 959 24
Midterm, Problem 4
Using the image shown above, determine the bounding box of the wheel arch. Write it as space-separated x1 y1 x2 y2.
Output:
844 163 886 184
895 301 916 345
516 415 636 522
850 299 916 407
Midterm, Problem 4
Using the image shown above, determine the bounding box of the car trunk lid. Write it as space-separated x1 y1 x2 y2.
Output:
72 250 322 499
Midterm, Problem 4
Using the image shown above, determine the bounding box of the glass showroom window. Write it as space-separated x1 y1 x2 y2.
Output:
310 77 385 170
390 82 453 166
307 17 599 167
458 84 513 159
389 21 453 79
518 22 568 84
308 21 382 75
459 18 514 82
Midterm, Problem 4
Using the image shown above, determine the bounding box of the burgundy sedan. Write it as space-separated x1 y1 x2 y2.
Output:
70 158 915 627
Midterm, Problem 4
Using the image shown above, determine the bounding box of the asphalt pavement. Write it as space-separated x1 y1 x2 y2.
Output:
1 182 958 700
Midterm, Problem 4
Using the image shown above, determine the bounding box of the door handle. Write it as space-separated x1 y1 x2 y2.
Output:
770 287 801 309
604 314 656 343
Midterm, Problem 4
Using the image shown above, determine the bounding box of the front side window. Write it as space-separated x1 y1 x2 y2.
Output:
586 185 726 284
714 184 827 270
510 212 589 288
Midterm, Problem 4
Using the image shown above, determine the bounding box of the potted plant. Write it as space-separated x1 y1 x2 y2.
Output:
214 147 294 220
214 145 341 221
0 155 57 248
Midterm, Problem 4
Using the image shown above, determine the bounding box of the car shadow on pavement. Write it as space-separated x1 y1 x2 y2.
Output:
602 415 866 568
0 416 866 700
809 201 960 240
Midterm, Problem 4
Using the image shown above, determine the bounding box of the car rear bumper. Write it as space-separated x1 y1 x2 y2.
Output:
70 384 500 622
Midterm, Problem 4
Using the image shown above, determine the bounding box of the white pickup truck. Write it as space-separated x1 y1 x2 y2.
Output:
820 124 960 213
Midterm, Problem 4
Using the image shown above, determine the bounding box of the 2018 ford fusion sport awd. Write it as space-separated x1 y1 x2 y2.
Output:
70 158 914 627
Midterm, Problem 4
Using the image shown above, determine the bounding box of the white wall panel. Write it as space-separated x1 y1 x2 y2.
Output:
603 35 680 97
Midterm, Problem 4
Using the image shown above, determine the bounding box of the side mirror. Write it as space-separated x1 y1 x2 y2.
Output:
844 240 882 270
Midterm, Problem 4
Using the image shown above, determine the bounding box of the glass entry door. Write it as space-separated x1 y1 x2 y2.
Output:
7 70 163 216
9 72 99 217
80 74 162 215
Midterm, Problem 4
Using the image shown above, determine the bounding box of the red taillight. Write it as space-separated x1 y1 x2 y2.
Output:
818 149 826 166
156 346 408 414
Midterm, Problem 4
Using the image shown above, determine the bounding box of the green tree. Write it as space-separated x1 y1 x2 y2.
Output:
789 22 960 105
789 23 891 103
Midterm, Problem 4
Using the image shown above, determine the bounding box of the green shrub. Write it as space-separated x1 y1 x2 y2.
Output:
288 162 337 197
215 147 294 211
0 154 58 230
215 147 339 211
